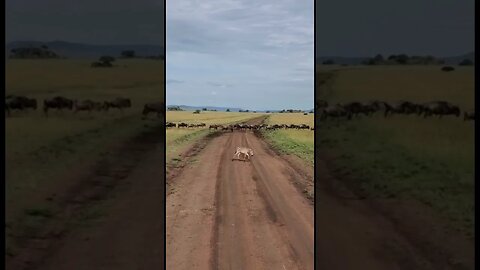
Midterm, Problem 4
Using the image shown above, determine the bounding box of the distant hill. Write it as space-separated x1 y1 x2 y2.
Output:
317 52 475 65
441 51 475 65
167 105 313 113
168 105 244 112
316 56 369 65
6 40 164 59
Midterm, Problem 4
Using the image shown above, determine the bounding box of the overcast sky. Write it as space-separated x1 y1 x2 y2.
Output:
316 0 475 57
166 0 314 110
6 0 165 45
7 0 473 108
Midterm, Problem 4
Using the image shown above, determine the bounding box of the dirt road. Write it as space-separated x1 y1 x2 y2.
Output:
315 155 474 270
166 126 314 269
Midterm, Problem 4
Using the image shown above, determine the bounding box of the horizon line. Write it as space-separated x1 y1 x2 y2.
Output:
6 39 164 47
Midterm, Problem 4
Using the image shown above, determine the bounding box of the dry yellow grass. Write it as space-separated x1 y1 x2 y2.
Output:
166 111 263 124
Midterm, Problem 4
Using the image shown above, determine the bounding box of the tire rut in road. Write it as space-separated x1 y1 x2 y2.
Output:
210 131 313 270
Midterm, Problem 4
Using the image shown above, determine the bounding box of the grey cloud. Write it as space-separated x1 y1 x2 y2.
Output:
167 0 313 110
207 82 233 88
167 79 185 84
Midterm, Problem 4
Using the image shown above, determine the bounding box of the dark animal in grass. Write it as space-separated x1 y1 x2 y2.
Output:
464 111 475 121
103 97 132 113
74 99 103 114
43 96 74 116
142 102 164 119
361 100 386 116
320 105 351 120
384 101 419 117
422 101 460 118
5 95 37 116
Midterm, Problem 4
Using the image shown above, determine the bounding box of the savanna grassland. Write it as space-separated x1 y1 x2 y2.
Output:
166 111 262 162
317 65 474 237
5 59 164 255
263 113 314 164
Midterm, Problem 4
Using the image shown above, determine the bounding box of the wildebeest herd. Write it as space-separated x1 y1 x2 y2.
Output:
5 95 165 119
166 122 314 131
318 100 475 121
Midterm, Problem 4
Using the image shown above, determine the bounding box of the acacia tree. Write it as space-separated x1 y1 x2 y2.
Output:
99 56 115 63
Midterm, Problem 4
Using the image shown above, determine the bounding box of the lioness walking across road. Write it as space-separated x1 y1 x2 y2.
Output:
232 147 254 161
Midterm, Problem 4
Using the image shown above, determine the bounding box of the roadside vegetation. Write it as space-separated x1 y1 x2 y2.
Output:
263 113 314 165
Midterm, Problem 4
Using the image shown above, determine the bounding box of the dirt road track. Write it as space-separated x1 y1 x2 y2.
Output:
315 155 474 270
167 129 314 269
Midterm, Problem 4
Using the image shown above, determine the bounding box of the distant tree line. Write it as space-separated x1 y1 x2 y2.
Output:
458 59 474 66
9 45 61 59
120 50 164 60
167 106 184 111
322 54 474 66
322 59 335 65
279 109 304 113
362 54 445 65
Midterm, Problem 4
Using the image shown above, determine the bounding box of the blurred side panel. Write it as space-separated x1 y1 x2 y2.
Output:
5 1 165 269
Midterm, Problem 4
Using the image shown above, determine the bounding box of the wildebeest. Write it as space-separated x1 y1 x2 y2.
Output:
103 97 132 113
5 95 37 116
43 96 74 116
384 101 419 117
361 100 387 116
320 104 351 120
166 122 176 128
343 102 368 118
464 111 475 121
73 99 103 114
422 101 460 118
223 125 234 132
232 147 254 161
142 101 164 119
177 122 188 128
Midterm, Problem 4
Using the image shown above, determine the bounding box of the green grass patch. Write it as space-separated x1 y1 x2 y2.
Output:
166 129 211 163
262 114 314 164
263 129 314 165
